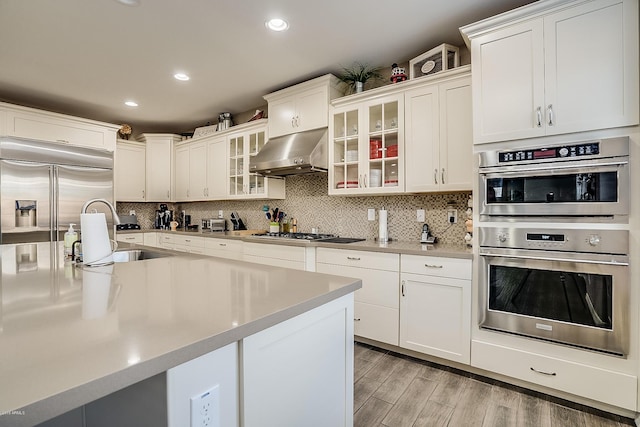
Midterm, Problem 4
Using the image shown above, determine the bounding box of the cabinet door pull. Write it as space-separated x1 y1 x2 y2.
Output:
296 115 300 127
185 239 191 243
354 318 361 322
187 189 190 198
401 280 405 297
346 256 361 261
219 243 227 247
536 107 542 127
364 173 368 187
142 190 145 199
166 190 170 198
425 264 443 269
530 367 556 376
291 116 296 128
547 104 554 126
441 168 445 184
358 174 362 188
434 169 438 184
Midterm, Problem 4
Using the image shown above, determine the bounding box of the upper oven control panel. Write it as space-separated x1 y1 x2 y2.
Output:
479 226 628 255
499 142 599 163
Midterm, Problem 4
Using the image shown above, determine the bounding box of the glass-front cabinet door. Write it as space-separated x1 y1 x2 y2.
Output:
329 93 404 195
330 107 360 192
228 134 245 196
246 130 267 196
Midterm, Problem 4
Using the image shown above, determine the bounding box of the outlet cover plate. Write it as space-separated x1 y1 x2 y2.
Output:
368 208 375 221
190 385 220 427
416 209 425 222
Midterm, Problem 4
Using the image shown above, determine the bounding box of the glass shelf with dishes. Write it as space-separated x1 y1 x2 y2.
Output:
331 108 361 191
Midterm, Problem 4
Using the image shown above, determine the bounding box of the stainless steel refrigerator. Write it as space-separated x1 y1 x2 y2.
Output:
0 136 114 244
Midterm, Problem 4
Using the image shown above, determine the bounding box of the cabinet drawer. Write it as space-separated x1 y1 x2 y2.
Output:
173 235 205 248
472 340 637 410
159 234 175 245
116 233 144 244
244 242 305 263
317 248 399 271
204 238 242 253
401 254 471 280
317 263 398 309
243 254 305 271
354 302 399 346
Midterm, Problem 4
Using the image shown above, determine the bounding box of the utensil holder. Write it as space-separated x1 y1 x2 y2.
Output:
269 222 280 233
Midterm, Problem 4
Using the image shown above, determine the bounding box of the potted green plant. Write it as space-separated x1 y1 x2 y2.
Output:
338 62 382 94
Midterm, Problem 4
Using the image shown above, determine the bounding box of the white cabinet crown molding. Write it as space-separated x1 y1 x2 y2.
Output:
263 74 342 103
0 101 120 132
459 0 589 47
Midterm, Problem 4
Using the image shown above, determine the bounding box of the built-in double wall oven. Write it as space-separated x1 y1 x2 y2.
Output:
477 137 630 357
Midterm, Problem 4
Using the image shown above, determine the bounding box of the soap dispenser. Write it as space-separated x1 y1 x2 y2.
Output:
64 223 79 257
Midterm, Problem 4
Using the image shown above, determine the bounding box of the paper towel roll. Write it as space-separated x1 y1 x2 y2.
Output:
81 213 114 266
378 209 388 243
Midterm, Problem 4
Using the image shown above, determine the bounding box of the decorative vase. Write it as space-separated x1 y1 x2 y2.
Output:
355 81 364 93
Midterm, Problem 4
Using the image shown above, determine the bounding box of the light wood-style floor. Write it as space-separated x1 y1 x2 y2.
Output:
354 343 634 427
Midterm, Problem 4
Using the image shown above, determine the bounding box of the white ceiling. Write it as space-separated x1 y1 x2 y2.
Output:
0 0 535 135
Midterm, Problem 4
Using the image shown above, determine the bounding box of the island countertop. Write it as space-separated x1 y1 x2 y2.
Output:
0 242 361 426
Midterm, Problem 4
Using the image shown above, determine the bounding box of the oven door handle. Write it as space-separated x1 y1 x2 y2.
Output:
479 250 629 267
480 160 627 175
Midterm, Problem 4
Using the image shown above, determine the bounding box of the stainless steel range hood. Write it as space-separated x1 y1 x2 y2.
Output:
249 128 327 177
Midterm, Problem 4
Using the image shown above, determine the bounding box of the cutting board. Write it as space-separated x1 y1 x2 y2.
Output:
227 229 266 236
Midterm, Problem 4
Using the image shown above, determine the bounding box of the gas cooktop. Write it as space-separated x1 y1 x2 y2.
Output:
253 232 337 241
252 232 366 244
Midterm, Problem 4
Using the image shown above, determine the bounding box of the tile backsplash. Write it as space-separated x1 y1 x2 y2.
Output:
117 174 471 245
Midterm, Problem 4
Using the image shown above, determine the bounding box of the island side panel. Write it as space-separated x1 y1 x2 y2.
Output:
241 293 354 427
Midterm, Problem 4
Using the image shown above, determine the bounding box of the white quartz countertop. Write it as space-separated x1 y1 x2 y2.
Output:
0 242 361 426
132 230 473 259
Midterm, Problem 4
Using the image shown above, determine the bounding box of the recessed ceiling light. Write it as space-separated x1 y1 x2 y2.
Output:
114 0 141 6
124 101 138 107
174 73 190 81
266 18 289 32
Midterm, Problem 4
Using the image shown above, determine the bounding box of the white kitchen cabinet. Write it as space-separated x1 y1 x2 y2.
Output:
173 234 205 254
405 74 472 192
462 0 639 144
115 232 144 245
115 140 146 202
317 248 400 345
206 136 227 200
242 294 354 427
0 102 119 151
227 121 285 200
263 74 342 138
204 237 243 260
329 93 404 195
399 254 471 364
243 242 305 270
138 133 181 201
174 139 207 201
143 232 158 247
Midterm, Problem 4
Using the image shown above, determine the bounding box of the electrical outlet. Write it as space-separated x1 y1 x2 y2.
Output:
129 210 136 216
447 208 458 224
367 208 375 221
190 385 220 427
218 210 223 219
416 209 425 222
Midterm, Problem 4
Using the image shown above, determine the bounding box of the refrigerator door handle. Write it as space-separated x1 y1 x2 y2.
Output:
51 166 57 241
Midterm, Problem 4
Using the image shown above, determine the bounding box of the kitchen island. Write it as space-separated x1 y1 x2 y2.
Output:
0 242 361 427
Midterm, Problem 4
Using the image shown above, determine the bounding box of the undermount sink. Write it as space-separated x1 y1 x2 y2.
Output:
112 249 173 263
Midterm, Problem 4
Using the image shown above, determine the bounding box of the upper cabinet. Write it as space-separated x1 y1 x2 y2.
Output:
0 102 119 151
329 66 472 195
115 139 146 202
227 120 285 200
405 73 472 192
461 0 639 144
263 74 342 138
174 139 208 201
138 133 181 202
329 94 404 195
